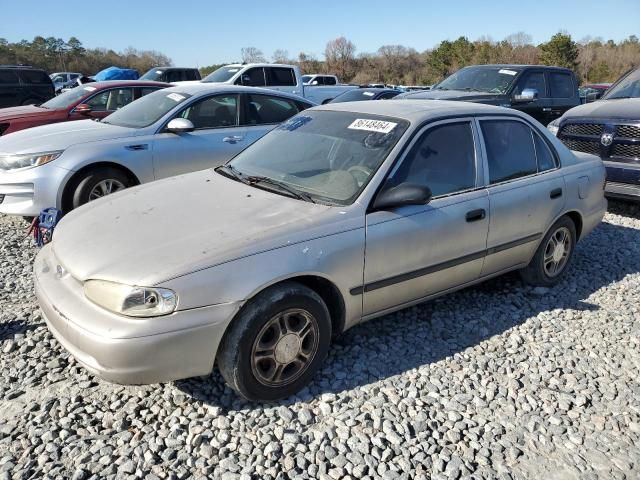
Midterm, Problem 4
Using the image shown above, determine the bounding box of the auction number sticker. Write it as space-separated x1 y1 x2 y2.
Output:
167 93 185 102
499 69 518 76
348 118 397 134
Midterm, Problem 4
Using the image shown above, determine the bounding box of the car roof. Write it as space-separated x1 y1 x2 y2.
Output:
163 83 314 103
83 80 169 88
313 99 524 122
459 64 574 72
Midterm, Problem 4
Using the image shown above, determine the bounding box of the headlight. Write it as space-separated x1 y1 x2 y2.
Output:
547 119 560 136
84 280 177 317
0 150 64 171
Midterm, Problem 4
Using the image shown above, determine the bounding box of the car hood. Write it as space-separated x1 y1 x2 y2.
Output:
0 105 51 122
0 119 137 154
402 89 501 102
52 169 353 286
562 98 640 121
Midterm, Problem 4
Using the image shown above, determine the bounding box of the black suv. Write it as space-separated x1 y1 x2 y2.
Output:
399 64 580 124
140 67 201 83
0 65 55 108
549 67 640 201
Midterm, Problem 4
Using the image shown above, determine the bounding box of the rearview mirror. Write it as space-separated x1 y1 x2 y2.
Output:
372 183 432 210
75 103 92 114
166 118 195 134
513 88 538 103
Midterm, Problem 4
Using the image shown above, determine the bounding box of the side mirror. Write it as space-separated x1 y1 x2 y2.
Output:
166 118 195 134
513 88 538 103
372 183 432 211
311 80 319 86
75 103 92 114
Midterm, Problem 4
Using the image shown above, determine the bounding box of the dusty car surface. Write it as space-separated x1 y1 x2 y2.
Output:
0 84 313 216
35 100 607 401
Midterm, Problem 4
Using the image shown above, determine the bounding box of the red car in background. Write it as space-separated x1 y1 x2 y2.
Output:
0 80 169 136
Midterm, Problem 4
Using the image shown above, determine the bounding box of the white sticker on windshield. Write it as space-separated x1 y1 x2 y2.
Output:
228 68 239 73
499 69 518 76
167 93 185 102
83 86 96 92
348 118 397 134
363 91 375 97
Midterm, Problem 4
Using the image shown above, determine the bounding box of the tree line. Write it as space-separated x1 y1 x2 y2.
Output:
203 32 640 86
0 36 171 76
2 32 637 86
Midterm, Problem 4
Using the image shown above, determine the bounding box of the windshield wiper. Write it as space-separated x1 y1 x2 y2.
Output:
215 164 245 182
606 96 635 100
246 175 316 203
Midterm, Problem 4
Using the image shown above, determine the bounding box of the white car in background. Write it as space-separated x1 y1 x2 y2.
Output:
0 84 314 216
184 64 358 105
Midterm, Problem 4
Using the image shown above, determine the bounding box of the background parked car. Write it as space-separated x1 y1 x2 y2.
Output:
140 67 201 83
33 100 606 401
0 65 55 107
0 80 168 137
579 83 611 102
399 64 580 124
548 67 640 201
302 74 340 86
50 72 82 92
0 85 314 216
329 87 401 103
199 63 358 104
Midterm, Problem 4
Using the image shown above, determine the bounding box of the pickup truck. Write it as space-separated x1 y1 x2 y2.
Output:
399 64 580 125
199 64 358 104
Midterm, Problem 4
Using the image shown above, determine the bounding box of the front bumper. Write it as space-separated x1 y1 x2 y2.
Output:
34 245 240 384
0 163 71 216
604 161 640 201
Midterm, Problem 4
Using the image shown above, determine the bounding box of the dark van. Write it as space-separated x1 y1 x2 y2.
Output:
0 66 55 108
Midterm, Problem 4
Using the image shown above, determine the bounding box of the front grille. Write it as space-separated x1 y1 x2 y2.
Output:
611 143 640 160
617 125 640 139
561 138 601 155
561 123 603 136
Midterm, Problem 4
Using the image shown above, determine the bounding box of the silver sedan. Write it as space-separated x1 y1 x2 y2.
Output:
0 84 313 216
35 100 607 401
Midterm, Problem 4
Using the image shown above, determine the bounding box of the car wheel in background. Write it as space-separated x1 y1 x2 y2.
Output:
71 167 131 210
520 215 576 287
217 281 332 402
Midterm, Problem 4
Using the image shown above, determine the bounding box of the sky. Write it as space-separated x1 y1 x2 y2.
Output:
2 0 639 67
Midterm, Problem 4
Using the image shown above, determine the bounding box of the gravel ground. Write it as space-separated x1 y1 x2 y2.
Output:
1 201 640 480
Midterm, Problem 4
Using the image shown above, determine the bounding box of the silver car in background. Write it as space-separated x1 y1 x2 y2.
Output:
0 84 313 216
35 100 606 401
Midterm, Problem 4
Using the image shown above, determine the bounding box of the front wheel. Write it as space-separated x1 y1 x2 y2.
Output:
520 216 576 287
71 167 131 210
217 282 332 402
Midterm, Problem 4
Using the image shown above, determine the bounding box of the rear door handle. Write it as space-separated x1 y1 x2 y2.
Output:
466 208 486 222
550 188 563 199
223 136 244 144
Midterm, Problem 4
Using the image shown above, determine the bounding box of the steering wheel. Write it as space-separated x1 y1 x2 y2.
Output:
347 165 373 187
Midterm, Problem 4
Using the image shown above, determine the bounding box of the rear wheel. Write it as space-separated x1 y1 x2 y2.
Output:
71 167 131 210
217 282 332 402
520 216 576 287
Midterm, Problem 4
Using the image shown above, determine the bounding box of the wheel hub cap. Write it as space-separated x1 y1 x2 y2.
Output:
552 243 565 262
274 334 301 364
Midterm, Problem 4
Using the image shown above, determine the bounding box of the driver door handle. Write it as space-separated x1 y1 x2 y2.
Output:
223 136 244 144
466 208 486 222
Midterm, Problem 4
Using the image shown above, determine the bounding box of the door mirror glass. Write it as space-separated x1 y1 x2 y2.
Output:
75 103 92 114
513 88 538 103
166 118 195 133
373 183 432 210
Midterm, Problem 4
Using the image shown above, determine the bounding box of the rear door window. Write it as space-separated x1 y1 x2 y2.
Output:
186 70 199 81
18 70 51 85
266 67 296 86
0 70 19 84
324 76 337 85
549 72 574 98
533 133 557 171
481 120 538 183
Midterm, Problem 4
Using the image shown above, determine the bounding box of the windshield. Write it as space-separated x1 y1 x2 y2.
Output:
102 90 192 128
41 85 97 109
435 66 520 94
202 66 242 83
140 68 165 81
603 68 640 99
225 111 409 205
331 90 380 103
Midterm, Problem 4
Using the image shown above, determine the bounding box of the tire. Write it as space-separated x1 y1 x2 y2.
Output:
217 281 332 402
520 215 576 287
71 167 131 210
